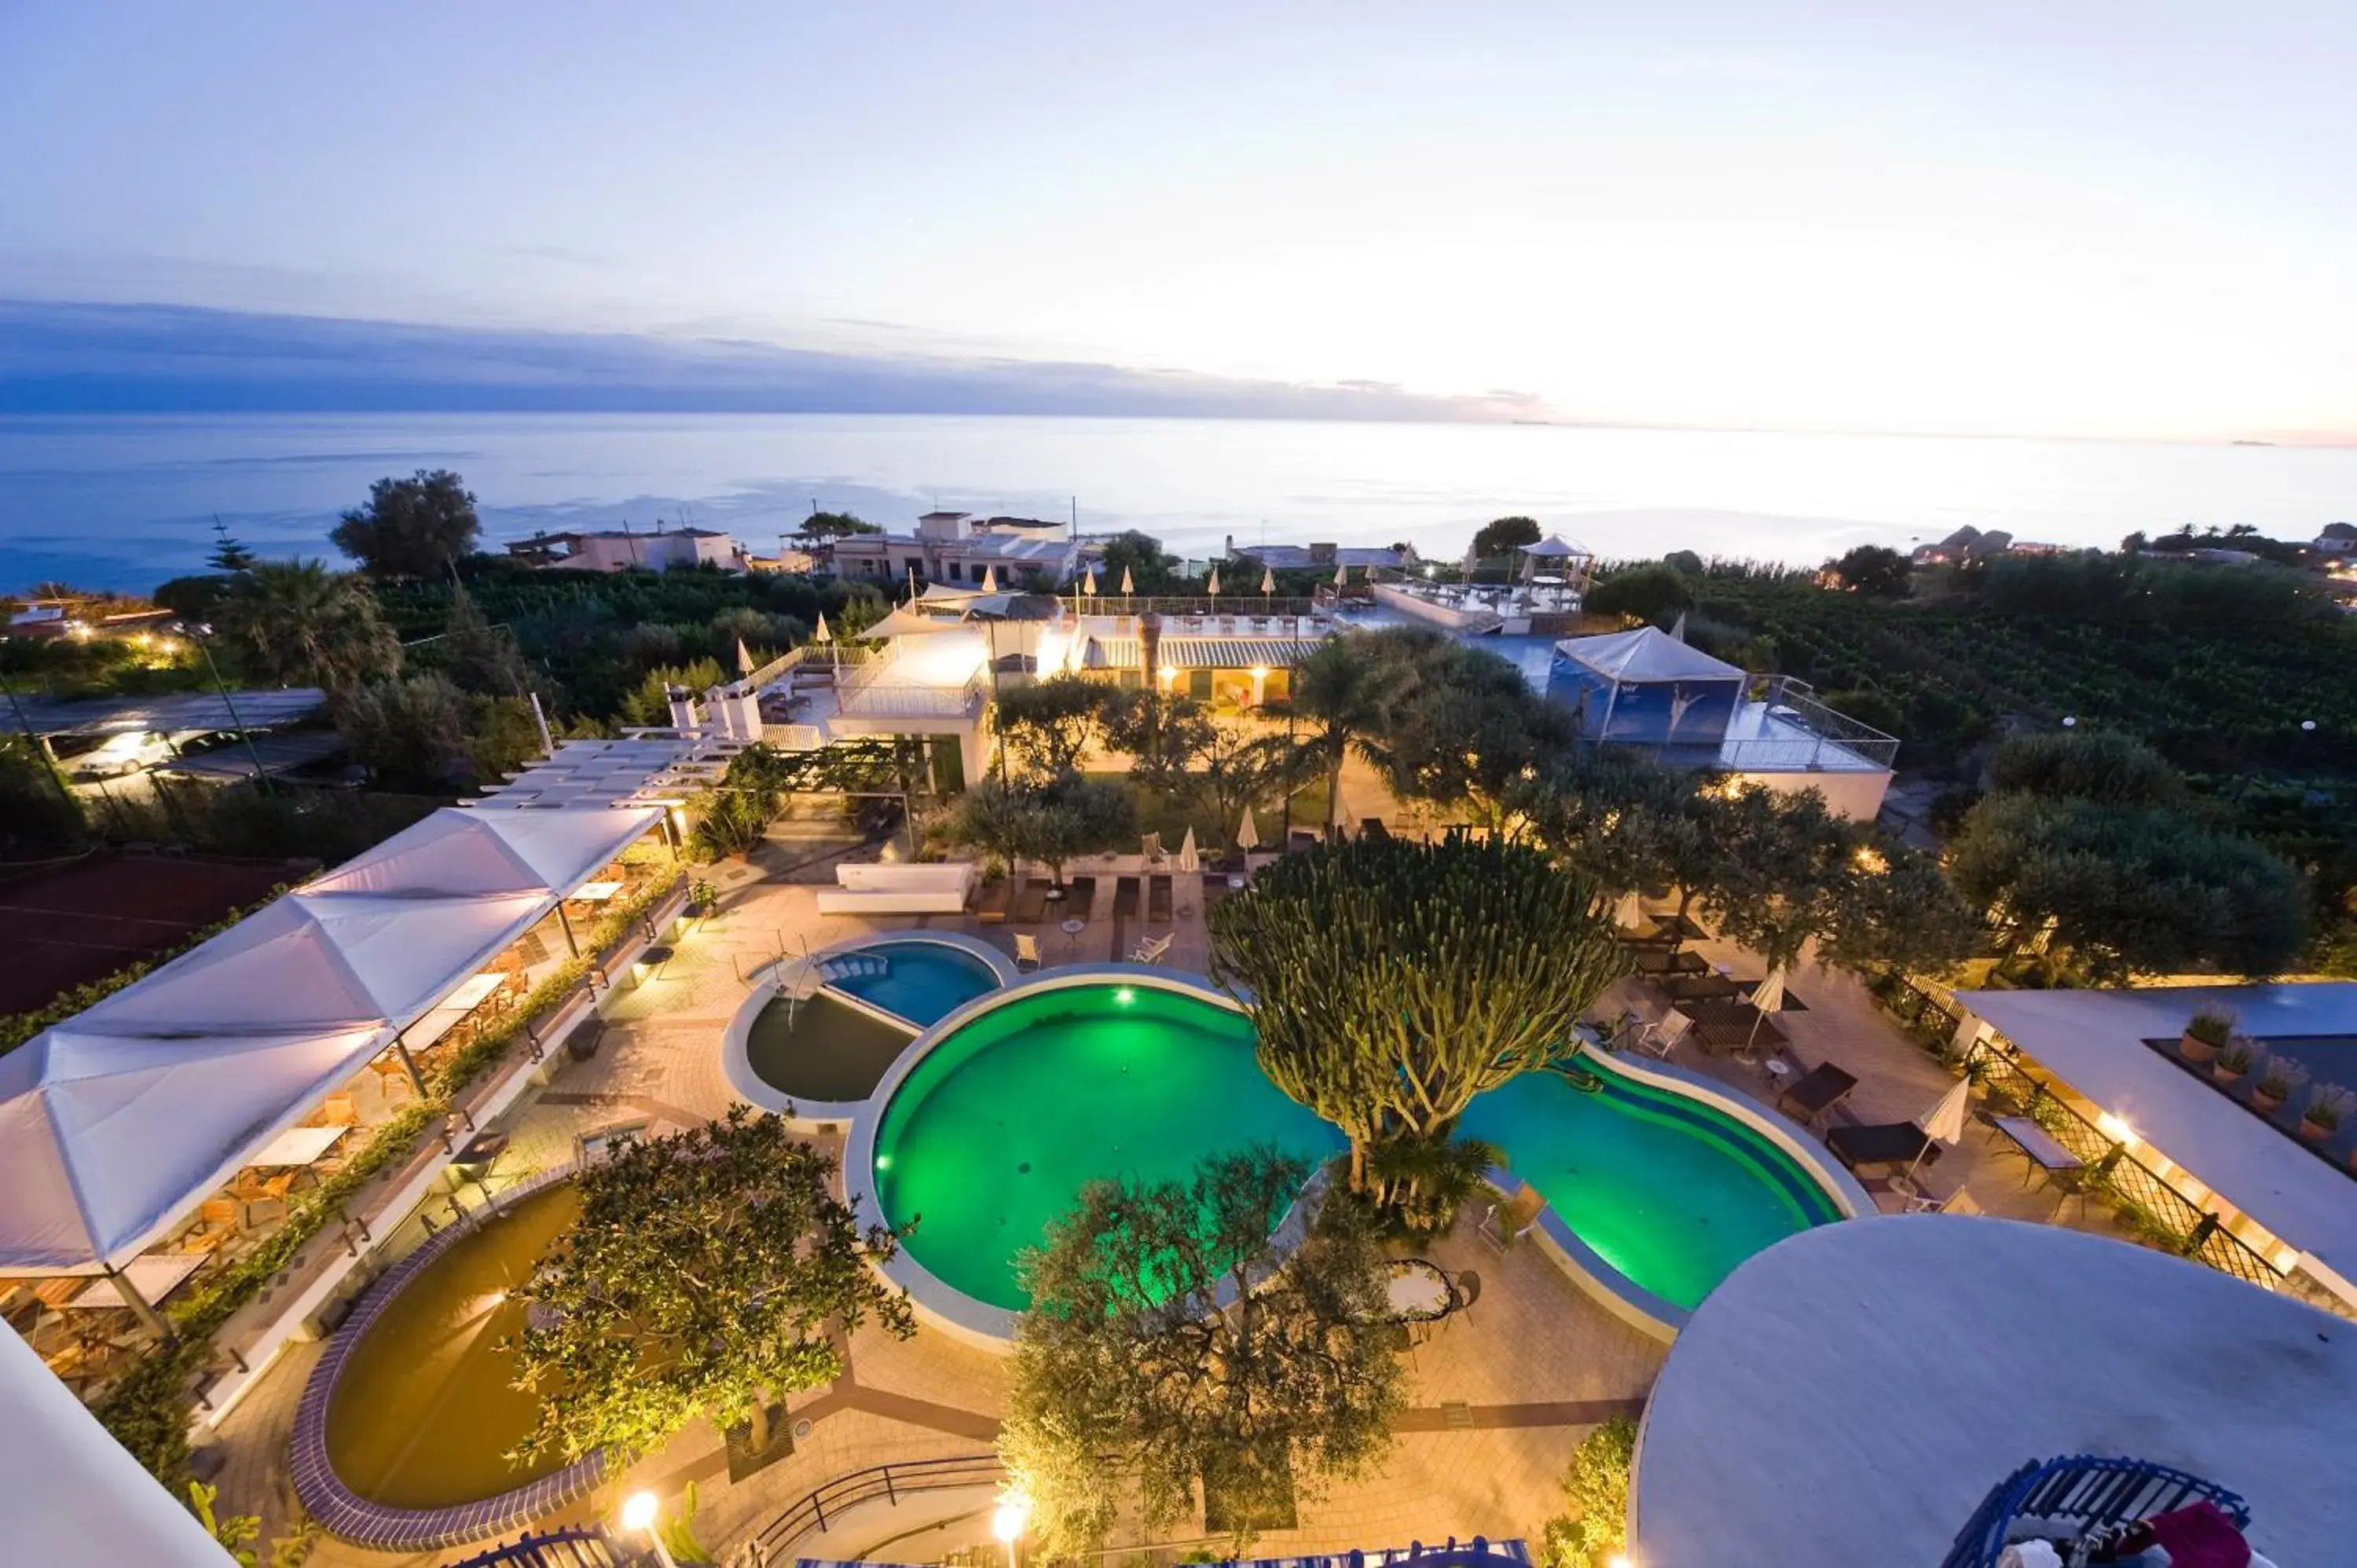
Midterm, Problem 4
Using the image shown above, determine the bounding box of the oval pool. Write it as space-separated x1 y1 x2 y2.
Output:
869 976 1843 1322
871 980 1343 1311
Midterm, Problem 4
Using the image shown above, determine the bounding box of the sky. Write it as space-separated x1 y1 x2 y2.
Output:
3 2 2355 440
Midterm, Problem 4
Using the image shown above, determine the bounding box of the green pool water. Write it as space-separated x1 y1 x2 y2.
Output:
873 981 1839 1315
871 982 1344 1311
324 1185 580 1510
1458 1069 1842 1310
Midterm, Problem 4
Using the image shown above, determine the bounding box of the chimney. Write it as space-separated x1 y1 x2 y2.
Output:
665 685 701 732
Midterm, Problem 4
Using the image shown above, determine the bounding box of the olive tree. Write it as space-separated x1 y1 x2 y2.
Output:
1000 1148 1403 1555
508 1108 912 1467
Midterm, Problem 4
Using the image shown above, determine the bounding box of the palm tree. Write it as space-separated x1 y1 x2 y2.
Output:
221 559 401 695
1281 636 1398 839
1365 1133 1504 1242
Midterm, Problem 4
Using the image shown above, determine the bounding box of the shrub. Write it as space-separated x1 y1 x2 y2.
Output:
1539 1414 1638 1568
2184 1010 2236 1048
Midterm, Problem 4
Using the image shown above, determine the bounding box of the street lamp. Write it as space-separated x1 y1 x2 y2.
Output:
186 622 276 795
991 1490 1033 1568
621 1490 676 1567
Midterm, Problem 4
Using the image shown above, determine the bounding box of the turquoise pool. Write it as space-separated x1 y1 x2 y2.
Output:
1459 1068 1843 1310
824 940 1001 1027
870 977 1840 1315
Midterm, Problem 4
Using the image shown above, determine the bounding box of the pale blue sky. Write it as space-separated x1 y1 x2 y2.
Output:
3 2 2353 438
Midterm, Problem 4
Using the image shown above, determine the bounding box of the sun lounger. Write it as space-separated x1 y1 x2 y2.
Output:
1479 1184 1546 1250
1826 1122 1941 1175
1131 932 1174 964
1114 875 1142 918
1630 1011 1692 1059
976 878 1012 924
1013 879 1050 923
1014 933 1042 971
1149 874 1173 921
1063 876 1096 920
1776 1062 1859 1125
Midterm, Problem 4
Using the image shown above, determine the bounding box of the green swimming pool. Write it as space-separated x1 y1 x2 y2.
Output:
871 979 1841 1315
871 982 1344 1311
1459 1068 1844 1310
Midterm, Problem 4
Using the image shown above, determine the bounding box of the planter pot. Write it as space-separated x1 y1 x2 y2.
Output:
2211 1064 2248 1088
2299 1117 2335 1145
2252 1090 2286 1116
2179 1030 2220 1064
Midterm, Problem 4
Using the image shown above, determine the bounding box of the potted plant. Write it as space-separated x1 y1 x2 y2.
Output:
2211 1036 2260 1089
2251 1056 2306 1117
2179 1009 2234 1064
2299 1084 2353 1145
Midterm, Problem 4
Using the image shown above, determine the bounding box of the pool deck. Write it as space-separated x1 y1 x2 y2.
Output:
204 797 2168 1565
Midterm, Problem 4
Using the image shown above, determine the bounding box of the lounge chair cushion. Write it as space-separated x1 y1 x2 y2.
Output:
1826 1122 1940 1173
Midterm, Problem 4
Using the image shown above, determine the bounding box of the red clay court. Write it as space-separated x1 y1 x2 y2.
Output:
0 851 303 1016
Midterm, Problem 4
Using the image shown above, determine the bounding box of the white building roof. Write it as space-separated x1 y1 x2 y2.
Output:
1956 982 2357 1288
1636 1217 2357 1566
1554 625 1743 683
1519 533 1592 558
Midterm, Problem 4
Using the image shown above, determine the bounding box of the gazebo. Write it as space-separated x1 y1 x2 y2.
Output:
1546 625 1744 749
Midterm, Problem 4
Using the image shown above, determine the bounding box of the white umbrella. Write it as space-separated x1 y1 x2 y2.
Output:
1745 963 1789 1050
1333 562 1350 587
736 637 755 676
813 613 833 643
1906 1078 1974 1184
1175 826 1200 873
1083 564 1098 596
981 565 999 593
1260 568 1276 596
1120 565 1135 595
1613 888 1645 930
1207 567 1222 598
1235 807 1261 852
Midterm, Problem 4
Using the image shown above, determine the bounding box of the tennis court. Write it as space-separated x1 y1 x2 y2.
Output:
0 851 297 1015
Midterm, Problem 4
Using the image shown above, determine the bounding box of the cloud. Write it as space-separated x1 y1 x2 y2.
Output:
0 300 1538 423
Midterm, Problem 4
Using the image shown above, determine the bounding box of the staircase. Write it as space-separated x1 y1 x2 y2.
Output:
815 954 893 985
1940 1454 2250 1568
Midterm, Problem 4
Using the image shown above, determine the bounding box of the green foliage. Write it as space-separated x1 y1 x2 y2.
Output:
1002 1148 1404 1556
937 771 1137 882
1825 544 1912 597
690 745 790 859
1 886 288 1057
994 675 1108 779
1277 635 1402 834
1096 529 1184 592
1471 515 1542 558
188 1480 262 1564
797 511 881 539
0 733 86 855
335 672 470 790
219 559 403 696
508 1106 914 1466
1986 730 2184 808
655 1481 717 1563
207 518 258 574
437 581 532 698
1538 1415 1637 1568
1710 786 1978 976
329 469 482 579
618 658 728 727
1098 687 1218 789
1363 1132 1502 1243
1210 837 1628 1207
1359 628 1575 830
1949 793 2309 981
1585 562 1696 623
152 573 240 627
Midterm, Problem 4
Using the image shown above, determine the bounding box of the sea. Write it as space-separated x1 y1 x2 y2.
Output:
4 412 2354 593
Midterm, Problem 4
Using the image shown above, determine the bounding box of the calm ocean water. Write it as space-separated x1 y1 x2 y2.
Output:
4 412 2352 592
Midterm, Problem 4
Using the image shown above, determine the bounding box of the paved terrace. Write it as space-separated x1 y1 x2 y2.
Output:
203 795 2172 1565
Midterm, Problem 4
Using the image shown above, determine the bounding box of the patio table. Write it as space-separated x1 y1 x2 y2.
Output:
568 881 625 903
1990 1115 2084 1189
245 1124 350 1169
68 1253 205 1311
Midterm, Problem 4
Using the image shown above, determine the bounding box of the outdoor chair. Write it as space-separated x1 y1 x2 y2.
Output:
1131 932 1175 964
1631 1011 1692 1059
1451 1269 1481 1323
1142 832 1166 865
1775 1062 1860 1126
1478 1185 1547 1251
1826 1121 1941 1175
1014 933 1043 972
1908 1184 1983 1216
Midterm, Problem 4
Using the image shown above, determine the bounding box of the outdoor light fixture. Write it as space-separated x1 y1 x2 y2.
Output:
621 1491 676 1568
992 1489 1034 1568
1607 1555 1635 1568
1157 664 1179 690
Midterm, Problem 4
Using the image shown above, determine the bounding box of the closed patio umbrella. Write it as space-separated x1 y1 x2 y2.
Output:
1746 964 1789 1050
1613 888 1645 930
1906 1078 1974 1184
736 637 755 676
1083 564 1098 596
1235 807 1261 852
1334 562 1350 587
1260 567 1276 597
1175 826 1200 873
981 565 999 593
1207 567 1222 599
813 613 833 643
1120 566 1135 595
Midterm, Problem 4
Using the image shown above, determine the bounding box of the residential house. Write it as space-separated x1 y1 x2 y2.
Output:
823 511 1087 588
504 526 745 572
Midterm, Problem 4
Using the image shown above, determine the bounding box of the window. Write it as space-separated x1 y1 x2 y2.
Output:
947 562 963 581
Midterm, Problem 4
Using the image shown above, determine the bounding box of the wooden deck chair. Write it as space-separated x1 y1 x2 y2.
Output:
1131 932 1174 965
1014 933 1043 972
1632 1011 1692 1058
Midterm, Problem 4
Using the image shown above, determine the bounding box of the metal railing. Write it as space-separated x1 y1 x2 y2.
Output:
442 1526 647 1567
752 1452 1006 1556
1875 974 2282 1291
1940 1454 2247 1568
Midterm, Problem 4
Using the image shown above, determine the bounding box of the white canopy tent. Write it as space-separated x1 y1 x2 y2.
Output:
0 1024 388 1273
0 804 663 1277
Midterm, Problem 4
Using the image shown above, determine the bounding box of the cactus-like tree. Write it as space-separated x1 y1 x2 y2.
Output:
1209 837 1629 1201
